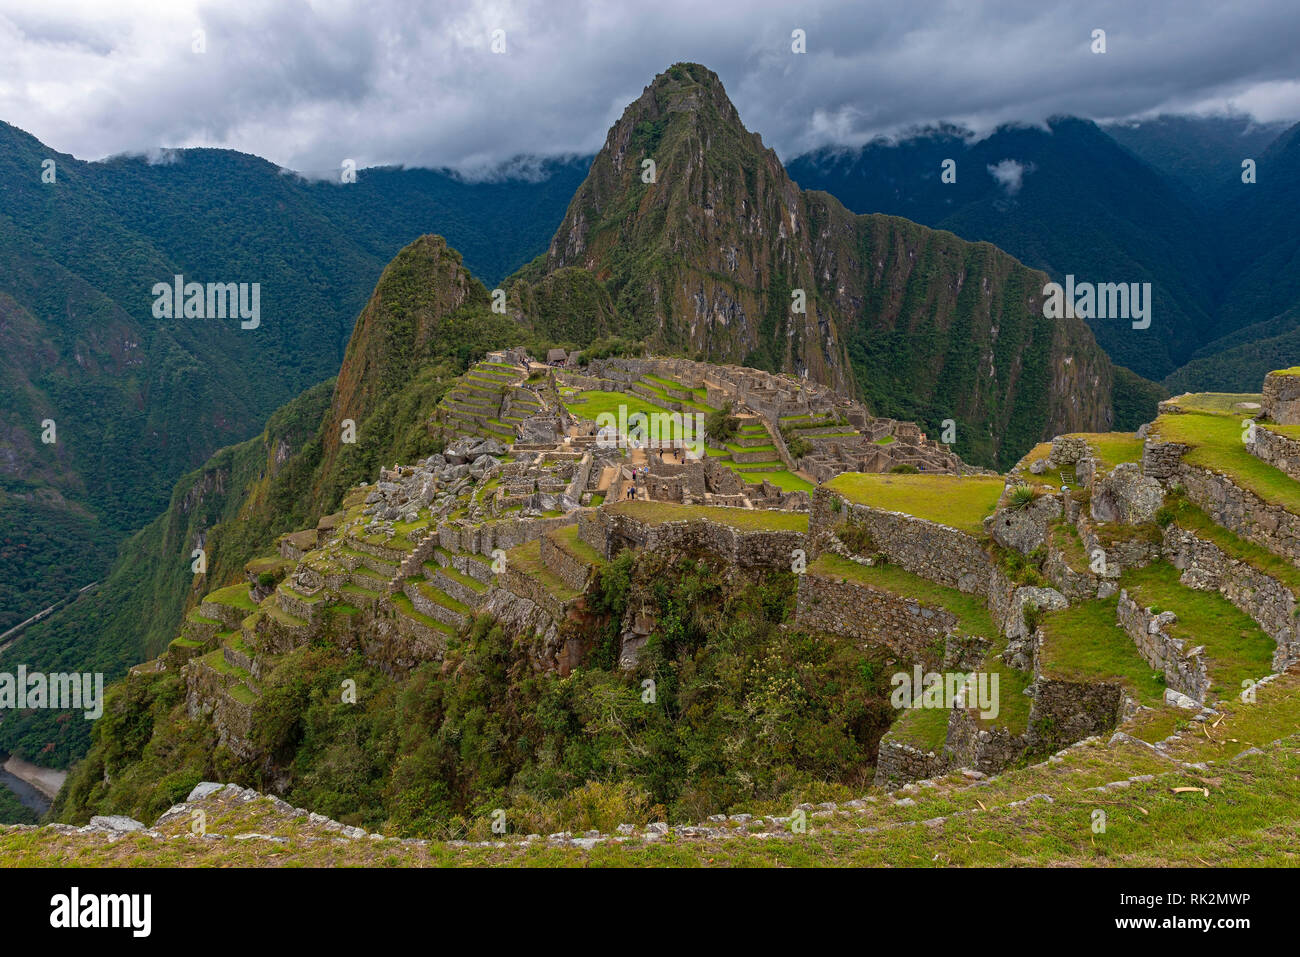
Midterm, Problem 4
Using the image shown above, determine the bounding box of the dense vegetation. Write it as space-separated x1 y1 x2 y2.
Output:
0 238 546 766
56 551 899 834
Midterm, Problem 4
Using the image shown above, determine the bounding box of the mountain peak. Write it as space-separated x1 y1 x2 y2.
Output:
528 63 1120 466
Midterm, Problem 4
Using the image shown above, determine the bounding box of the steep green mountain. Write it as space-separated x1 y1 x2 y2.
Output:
0 120 586 632
1147 119 1300 391
1 64 1158 767
0 237 532 765
787 118 1219 380
1104 113 1287 206
510 65 1128 467
1215 121 1300 334
1165 306 1300 395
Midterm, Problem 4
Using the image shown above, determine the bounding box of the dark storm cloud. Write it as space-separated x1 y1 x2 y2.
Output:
1 0 1297 174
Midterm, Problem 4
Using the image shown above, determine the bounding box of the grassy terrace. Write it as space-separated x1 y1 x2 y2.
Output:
1038 599 1165 706
745 471 814 493
204 582 257 611
811 553 1024 733
636 377 715 412
1151 409 1300 515
392 592 455 635
809 554 995 636
825 473 1004 535
1122 562 1277 696
1017 433 1142 488
1163 392 1261 415
607 500 809 532
1168 498 1300 593
1071 432 1144 468
887 700 953 752
563 390 674 426
411 579 472 615
506 540 581 601
548 524 606 566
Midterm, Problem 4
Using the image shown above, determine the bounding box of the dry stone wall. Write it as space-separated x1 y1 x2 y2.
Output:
1262 371 1300 425
586 508 804 569
794 572 957 667
1162 524 1300 670
1116 589 1211 703
810 487 993 594
1250 426 1300 482
1177 465 1300 564
540 533 595 594
873 739 951 787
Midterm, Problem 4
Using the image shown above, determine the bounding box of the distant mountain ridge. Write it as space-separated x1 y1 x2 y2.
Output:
0 120 586 632
786 113 1300 391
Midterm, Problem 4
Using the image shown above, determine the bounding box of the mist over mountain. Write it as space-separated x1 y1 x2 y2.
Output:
787 114 1300 389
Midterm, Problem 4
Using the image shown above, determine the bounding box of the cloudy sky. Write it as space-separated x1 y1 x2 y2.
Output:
2 0 1298 176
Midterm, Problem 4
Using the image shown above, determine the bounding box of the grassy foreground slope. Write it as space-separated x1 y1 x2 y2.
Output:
10 670 1299 867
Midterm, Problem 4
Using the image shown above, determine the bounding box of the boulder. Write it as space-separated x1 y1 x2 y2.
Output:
1091 463 1164 525
990 492 1061 554
88 815 146 833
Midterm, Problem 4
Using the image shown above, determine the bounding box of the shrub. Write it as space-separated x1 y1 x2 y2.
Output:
781 426 812 460
838 519 876 556
889 464 919 474
705 403 739 444
1006 484 1039 511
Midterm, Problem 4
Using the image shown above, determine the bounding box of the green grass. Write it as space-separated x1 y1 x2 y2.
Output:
1263 422 1300 440
204 582 257 611
1038 599 1166 706
563 390 674 427
340 583 382 600
391 592 456 635
1073 432 1144 468
1152 411 1300 515
873 435 895 446
505 540 581 601
1122 562 1277 696
278 583 324 604
548 525 606 566
1169 498 1300 593
607 500 809 532
413 580 472 615
887 702 951 751
747 470 814 493
437 564 488 594
1163 392 1262 415
825 473 1004 535
809 554 995 637
808 553 1029 733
